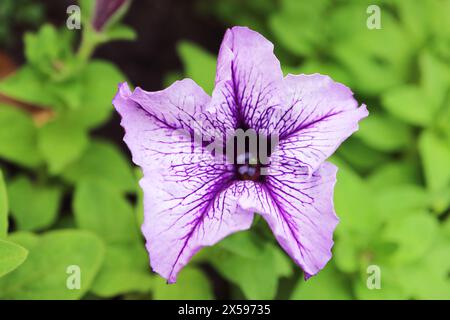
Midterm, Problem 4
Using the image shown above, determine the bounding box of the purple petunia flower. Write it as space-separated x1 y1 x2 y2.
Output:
113 26 368 283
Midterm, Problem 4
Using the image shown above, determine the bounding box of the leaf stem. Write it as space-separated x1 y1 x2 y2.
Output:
76 25 100 64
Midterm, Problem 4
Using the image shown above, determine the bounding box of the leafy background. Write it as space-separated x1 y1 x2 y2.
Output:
0 0 449 300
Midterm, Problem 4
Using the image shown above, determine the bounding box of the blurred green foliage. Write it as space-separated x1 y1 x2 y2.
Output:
0 0 45 49
0 0 449 300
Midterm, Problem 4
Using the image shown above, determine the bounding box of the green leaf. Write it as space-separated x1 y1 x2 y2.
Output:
0 105 42 168
367 161 420 190
73 180 140 244
67 60 126 129
0 239 28 278
419 51 450 109
24 24 74 79
47 77 83 110
91 243 152 297
396 240 450 299
424 0 450 40
382 86 433 127
272 246 293 278
206 232 285 299
382 212 439 265
62 139 136 193
444 219 450 240
328 1 385 42
103 24 137 42
356 113 412 152
396 0 429 46
334 235 362 273
419 130 450 191
0 66 81 111
430 187 450 215
375 185 430 220
37 117 88 174
337 138 388 173
0 229 105 299
354 265 408 300
177 41 216 94
269 0 329 56
215 230 263 259
437 97 450 146
0 169 7 238
367 238 399 266
8 175 62 231
0 66 58 108
153 267 213 300
333 161 381 236
8 231 40 248
331 14 412 96
291 264 351 300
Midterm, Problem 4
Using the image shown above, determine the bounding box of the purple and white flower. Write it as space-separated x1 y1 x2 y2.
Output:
113 26 368 283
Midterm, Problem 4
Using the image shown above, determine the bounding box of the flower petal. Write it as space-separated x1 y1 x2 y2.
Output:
113 82 254 283
141 173 255 283
210 26 284 135
260 162 339 279
274 74 368 174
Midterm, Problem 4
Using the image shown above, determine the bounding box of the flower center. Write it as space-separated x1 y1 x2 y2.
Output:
235 152 262 182
225 132 277 182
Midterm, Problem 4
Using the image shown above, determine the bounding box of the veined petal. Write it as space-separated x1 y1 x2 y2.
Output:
260 162 339 279
128 78 227 144
141 178 254 283
210 26 284 136
274 74 368 174
113 82 254 283
141 172 255 283
129 79 208 138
